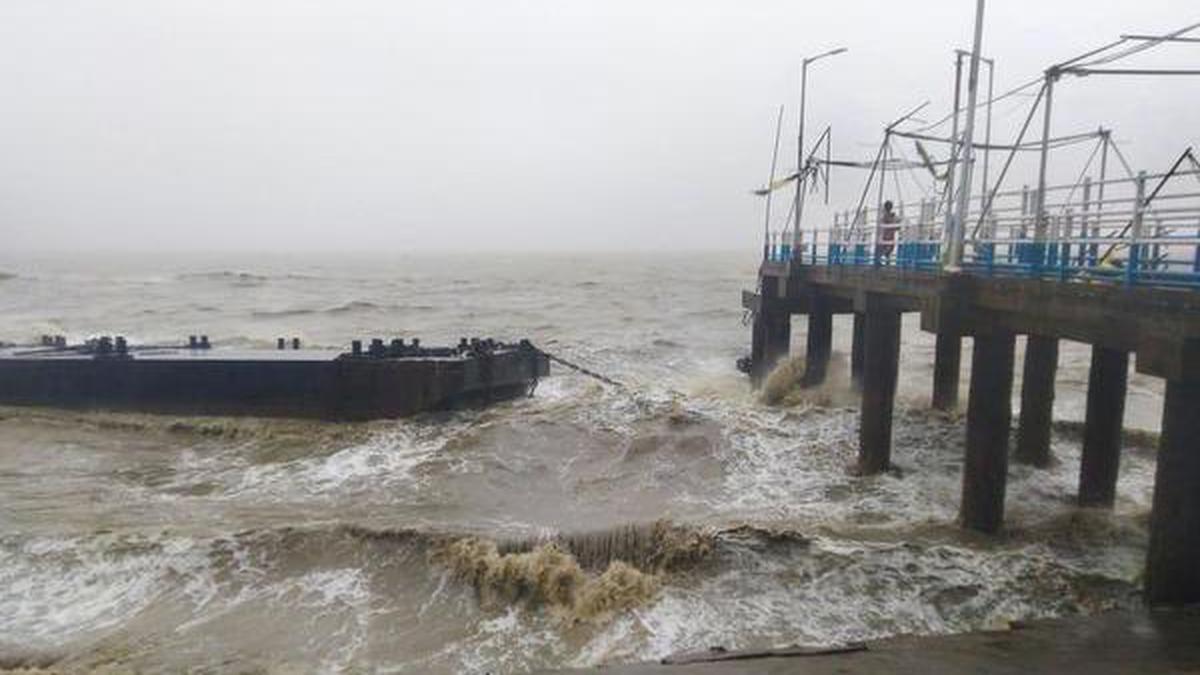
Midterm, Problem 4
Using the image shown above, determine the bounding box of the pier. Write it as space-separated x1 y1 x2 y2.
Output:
744 161 1200 605
742 18 1200 606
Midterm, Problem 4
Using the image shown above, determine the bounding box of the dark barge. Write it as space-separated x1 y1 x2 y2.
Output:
0 335 549 420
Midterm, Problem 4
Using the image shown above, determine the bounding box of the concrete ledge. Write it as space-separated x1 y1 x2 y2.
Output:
546 608 1200 674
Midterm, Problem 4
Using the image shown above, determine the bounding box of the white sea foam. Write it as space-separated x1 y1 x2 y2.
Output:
0 252 1165 672
0 534 212 647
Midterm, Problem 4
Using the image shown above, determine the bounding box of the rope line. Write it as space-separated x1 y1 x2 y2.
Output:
539 351 627 389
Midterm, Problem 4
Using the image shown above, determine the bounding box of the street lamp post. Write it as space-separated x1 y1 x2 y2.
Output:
794 47 849 257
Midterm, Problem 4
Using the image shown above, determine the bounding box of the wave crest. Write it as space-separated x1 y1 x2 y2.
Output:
431 521 717 622
435 538 658 623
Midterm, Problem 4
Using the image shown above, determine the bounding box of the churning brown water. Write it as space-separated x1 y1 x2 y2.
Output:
0 252 1165 672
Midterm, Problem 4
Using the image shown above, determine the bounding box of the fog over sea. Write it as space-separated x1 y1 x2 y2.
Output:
0 252 1164 672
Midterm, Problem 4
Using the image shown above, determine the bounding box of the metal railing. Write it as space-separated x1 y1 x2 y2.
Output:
765 168 1200 289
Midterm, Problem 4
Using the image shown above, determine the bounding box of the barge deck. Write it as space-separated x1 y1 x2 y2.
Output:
0 336 549 420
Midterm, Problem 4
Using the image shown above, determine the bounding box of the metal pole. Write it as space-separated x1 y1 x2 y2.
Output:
1194 215 1200 274
948 0 987 271
950 0 988 267
825 126 832 205
764 105 785 261
1094 129 1110 265
942 52 964 225
1081 177 1092 265
980 58 995 214
794 61 808 253
1019 185 1029 263
835 211 844 261
875 138 890 266
1129 171 1147 286
1033 70 1058 272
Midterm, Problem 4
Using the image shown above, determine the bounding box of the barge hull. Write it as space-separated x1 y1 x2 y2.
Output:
0 346 548 421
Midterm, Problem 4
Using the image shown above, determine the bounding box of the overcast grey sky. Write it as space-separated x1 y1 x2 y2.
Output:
2 1 1196 253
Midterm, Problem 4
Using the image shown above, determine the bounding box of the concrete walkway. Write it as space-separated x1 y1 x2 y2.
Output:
547 608 1200 674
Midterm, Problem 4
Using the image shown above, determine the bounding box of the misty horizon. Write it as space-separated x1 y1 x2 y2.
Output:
3 1 1197 253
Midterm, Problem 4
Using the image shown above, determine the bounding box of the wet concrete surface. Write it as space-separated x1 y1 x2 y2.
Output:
550 608 1200 674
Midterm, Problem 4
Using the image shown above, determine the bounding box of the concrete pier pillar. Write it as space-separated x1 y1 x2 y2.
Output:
750 276 791 386
750 310 791 385
932 331 962 410
1146 379 1200 605
858 306 901 475
1079 346 1128 507
750 312 767 385
803 303 833 387
1015 336 1059 467
960 331 1016 534
851 313 865 390
765 312 791 371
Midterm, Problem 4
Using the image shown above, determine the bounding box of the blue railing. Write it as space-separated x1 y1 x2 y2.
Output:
763 169 1200 289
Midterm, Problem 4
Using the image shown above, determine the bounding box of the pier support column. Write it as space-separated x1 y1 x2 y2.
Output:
750 313 767 386
850 313 865 391
858 303 901 475
803 300 833 387
932 331 962 411
750 276 792 387
1015 336 1059 467
750 310 791 386
961 331 1016 534
1146 379 1200 605
1079 346 1128 507
765 312 791 373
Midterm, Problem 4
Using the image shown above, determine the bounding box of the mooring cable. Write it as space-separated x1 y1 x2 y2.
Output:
534 346 692 402
538 350 628 390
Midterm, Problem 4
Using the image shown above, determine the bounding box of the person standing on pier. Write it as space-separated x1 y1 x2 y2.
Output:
878 200 900 260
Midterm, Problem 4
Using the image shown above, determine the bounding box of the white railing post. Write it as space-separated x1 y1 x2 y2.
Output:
1081 177 1092 266
1129 170 1147 285
1062 209 1074 278
1152 216 1163 271
1019 185 1030 264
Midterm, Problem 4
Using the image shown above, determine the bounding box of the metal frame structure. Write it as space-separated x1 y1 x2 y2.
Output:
757 20 1200 290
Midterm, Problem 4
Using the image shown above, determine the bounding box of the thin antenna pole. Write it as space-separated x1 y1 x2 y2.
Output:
1095 129 1110 262
795 62 808 253
942 52 965 231
948 0 987 270
980 58 995 215
825 126 832 204
1034 70 1058 257
875 137 890 266
764 105 785 260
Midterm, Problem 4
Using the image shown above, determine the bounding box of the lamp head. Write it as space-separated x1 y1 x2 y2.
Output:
805 47 850 65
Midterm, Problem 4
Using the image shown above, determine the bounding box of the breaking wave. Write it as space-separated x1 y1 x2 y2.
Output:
436 538 658 622
760 352 857 408
497 521 716 573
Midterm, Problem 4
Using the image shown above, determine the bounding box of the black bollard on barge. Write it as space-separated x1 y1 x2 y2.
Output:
0 335 549 420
